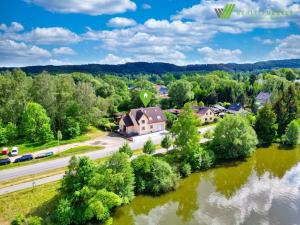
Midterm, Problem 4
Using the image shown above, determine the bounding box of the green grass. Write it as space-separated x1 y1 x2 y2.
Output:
2 126 106 155
0 145 104 171
0 145 164 224
0 181 61 225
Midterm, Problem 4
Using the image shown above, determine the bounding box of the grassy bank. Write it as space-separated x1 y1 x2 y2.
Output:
1 126 106 156
0 145 104 171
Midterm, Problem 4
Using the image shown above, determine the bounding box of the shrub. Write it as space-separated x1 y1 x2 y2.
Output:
283 120 300 146
119 142 133 157
179 163 191 177
186 147 215 171
11 215 43 225
143 139 156 154
131 155 178 195
161 135 172 151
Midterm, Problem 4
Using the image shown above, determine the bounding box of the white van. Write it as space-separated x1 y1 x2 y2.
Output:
10 147 19 156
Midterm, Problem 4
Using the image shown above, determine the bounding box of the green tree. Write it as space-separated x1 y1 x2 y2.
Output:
97 152 135 203
0 120 7 145
131 155 178 195
211 115 258 159
171 103 200 155
118 142 133 157
283 120 300 145
20 102 54 143
164 111 177 129
11 215 42 225
168 80 194 107
57 130 63 145
161 135 172 151
255 104 277 146
273 84 298 136
143 139 156 154
55 199 73 225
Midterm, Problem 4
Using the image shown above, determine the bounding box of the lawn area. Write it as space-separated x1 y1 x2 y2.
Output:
0 181 61 225
0 145 163 224
0 145 104 171
2 126 107 155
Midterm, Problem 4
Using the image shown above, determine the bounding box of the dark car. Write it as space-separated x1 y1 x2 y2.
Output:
35 151 54 159
0 158 11 166
14 154 33 163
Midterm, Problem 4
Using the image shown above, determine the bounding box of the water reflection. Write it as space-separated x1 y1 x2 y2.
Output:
113 145 300 225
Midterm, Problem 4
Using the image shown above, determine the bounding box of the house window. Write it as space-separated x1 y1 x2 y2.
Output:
141 120 145 124
210 112 212 115
205 118 207 121
142 126 145 130
150 125 153 129
157 115 161 120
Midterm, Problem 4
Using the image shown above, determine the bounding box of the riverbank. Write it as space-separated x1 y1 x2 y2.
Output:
1 144 299 224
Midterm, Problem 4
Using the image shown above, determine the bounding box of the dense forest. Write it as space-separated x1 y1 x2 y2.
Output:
1 59 300 75
0 67 299 146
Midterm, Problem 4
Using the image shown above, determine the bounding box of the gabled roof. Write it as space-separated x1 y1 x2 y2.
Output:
256 92 271 101
193 106 212 115
122 107 166 126
228 103 243 112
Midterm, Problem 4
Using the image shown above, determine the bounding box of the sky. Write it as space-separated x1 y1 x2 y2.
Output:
0 0 300 67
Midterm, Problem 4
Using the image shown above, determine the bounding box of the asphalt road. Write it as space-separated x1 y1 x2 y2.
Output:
0 126 215 195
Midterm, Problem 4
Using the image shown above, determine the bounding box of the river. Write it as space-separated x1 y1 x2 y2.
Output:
112 145 300 225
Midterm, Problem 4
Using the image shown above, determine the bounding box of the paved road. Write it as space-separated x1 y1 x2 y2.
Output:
0 125 215 195
0 131 168 182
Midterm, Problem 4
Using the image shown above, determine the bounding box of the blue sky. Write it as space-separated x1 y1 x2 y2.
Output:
0 0 299 67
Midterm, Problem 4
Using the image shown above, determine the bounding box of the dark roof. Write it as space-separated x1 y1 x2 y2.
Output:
122 115 134 126
228 103 243 111
256 92 271 103
193 106 212 115
123 107 166 126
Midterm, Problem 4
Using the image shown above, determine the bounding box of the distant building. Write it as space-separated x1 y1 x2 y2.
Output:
119 107 166 136
228 103 244 114
255 92 271 109
193 106 215 123
166 108 181 116
156 85 168 98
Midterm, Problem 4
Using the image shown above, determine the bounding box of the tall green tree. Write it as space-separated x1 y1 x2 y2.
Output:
168 80 194 107
161 135 173 151
171 103 200 154
211 115 258 159
143 139 156 154
273 83 298 136
255 104 277 146
283 120 300 145
118 142 133 157
20 102 53 143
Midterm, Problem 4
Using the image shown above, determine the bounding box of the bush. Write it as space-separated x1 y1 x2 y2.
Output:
186 147 215 171
283 120 300 146
11 215 43 225
143 139 156 154
211 115 258 159
203 130 214 139
161 135 172 151
179 163 191 177
119 142 133 157
131 155 178 195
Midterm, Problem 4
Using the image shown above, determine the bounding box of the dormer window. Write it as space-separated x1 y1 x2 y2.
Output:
157 115 161 120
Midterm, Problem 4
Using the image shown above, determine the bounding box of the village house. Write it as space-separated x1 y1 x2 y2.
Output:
119 106 166 136
227 103 244 114
193 106 215 124
255 92 271 109
156 85 169 98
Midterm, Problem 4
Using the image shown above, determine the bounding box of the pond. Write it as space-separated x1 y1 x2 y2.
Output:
112 145 300 225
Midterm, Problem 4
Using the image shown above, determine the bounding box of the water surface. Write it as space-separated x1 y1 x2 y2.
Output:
113 145 300 225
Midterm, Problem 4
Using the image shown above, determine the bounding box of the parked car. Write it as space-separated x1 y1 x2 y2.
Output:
14 154 33 163
10 147 19 156
35 151 54 159
0 158 11 166
2 147 9 155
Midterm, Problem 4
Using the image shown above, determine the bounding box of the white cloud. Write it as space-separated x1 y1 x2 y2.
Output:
0 22 24 33
253 37 278 45
268 34 300 60
49 58 71 65
25 0 136 15
107 17 137 28
52 47 77 55
98 54 133 65
0 39 51 66
20 27 80 44
197 47 242 63
142 3 151 10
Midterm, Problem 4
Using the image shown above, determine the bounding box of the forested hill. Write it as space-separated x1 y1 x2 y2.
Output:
1 59 300 75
